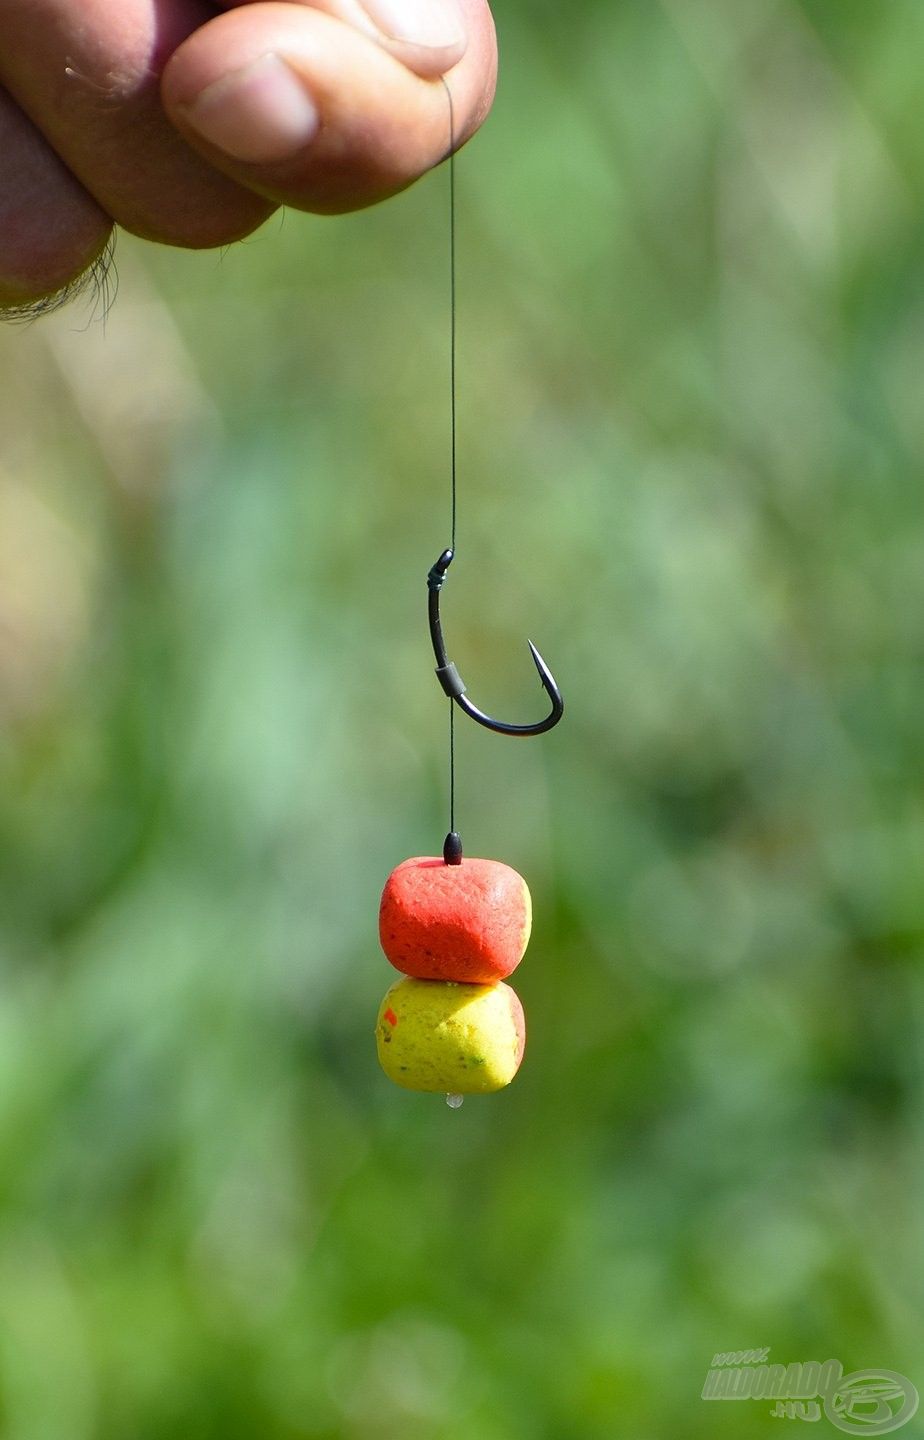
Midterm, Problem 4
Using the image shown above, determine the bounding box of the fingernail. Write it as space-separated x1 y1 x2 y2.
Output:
359 0 465 48
184 53 320 164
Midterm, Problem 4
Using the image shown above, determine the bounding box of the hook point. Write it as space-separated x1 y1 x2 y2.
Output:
527 640 556 691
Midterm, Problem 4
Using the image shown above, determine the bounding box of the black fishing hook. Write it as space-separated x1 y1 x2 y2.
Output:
427 549 564 737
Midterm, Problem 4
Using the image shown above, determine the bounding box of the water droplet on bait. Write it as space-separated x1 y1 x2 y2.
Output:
446 1093 464 1109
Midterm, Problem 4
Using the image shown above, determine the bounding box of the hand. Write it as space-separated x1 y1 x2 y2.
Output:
0 0 496 313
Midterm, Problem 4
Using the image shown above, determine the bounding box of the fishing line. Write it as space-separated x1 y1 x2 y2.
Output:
429 79 563 864
445 79 458 844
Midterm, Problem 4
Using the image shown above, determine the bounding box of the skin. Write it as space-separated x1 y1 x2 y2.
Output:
0 0 497 313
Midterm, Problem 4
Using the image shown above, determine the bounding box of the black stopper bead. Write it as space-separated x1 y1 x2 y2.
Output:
443 831 463 865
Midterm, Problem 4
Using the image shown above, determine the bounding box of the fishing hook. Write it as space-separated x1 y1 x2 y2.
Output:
427 549 564 736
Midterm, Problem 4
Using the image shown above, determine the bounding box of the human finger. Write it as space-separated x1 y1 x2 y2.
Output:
0 0 276 250
161 0 496 213
0 82 112 312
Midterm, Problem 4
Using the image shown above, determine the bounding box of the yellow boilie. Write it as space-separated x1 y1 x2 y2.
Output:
376 976 525 1094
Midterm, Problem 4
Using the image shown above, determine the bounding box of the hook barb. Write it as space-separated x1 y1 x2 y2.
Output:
427 550 564 736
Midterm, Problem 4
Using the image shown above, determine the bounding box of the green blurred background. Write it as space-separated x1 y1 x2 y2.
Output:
2 0 924 1435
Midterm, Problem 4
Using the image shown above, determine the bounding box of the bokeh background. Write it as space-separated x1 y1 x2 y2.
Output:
2 0 924 1435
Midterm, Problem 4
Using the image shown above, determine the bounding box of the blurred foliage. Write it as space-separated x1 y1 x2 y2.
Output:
2 0 924 1436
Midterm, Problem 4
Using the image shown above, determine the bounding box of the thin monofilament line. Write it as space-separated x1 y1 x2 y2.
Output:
445 81 458 837
449 700 455 835
448 112 457 554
